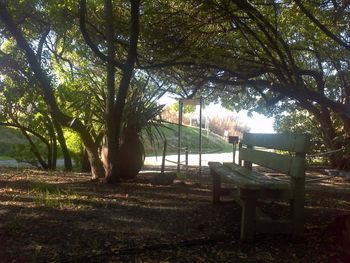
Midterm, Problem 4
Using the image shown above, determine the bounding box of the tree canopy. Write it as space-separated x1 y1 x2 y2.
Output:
1 0 350 176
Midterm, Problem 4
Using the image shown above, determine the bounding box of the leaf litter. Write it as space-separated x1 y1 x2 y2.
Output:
0 167 349 262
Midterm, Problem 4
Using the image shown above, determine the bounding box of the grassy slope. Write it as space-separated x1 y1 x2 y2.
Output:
0 126 27 144
0 124 232 158
143 123 232 156
0 126 27 158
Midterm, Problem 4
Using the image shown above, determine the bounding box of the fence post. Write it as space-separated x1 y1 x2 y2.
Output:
185 146 188 170
233 143 236 164
199 96 203 176
228 136 239 164
161 140 167 175
177 100 183 174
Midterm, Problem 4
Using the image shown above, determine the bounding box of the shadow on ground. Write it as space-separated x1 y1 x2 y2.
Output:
0 167 349 262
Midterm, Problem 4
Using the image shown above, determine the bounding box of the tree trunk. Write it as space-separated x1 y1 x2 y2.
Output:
104 0 119 183
87 147 105 180
20 128 48 169
81 149 91 172
95 0 140 184
53 120 72 171
52 135 57 170
46 118 56 170
117 130 145 180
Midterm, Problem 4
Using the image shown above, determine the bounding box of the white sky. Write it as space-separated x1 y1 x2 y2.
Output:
159 96 275 134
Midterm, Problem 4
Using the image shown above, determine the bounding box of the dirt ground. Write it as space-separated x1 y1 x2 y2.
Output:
0 166 349 262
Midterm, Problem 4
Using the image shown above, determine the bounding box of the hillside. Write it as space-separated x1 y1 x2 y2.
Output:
0 124 232 158
0 126 28 159
142 123 232 156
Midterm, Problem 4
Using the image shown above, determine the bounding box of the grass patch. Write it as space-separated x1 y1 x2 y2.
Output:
32 181 59 194
0 156 12 160
31 181 79 208
176 171 187 180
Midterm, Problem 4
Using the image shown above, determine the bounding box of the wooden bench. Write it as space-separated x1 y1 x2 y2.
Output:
209 133 311 241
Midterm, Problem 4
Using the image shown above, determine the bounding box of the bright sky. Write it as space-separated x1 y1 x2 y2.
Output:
159 96 275 134
204 104 275 133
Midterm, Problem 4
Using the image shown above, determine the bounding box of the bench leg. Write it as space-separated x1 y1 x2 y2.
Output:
212 170 221 204
240 189 259 242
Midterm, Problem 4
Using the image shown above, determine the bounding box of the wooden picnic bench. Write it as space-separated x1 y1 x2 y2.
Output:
209 133 311 241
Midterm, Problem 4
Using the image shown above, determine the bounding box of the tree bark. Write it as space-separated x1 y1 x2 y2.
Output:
78 0 140 183
53 120 73 171
107 0 140 183
81 149 91 172
45 117 56 170
104 0 118 183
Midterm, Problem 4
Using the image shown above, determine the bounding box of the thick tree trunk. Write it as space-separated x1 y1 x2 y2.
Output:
89 0 140 184
107 69 134 183
78 0 140 182
107 0 140 183
81 149 91 172
318 108 342 166
87 147 105 180
302 101 340 163
117 130 145 180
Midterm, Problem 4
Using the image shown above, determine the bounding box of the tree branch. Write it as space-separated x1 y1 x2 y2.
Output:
294 0 350 52
79 0 125 69
36 28 50 62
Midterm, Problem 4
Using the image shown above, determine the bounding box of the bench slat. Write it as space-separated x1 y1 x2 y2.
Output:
208 162 260 189
241 133 311 152
239 148 306 178
223 163 289 190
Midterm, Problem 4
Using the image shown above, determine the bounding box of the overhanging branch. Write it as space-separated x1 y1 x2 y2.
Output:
294 0 350 52
79 0 125 70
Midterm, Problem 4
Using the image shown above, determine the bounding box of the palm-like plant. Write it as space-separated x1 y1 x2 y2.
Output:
116 79 167 179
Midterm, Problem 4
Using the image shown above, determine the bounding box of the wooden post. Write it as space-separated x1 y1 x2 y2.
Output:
161 140 167 175
228 136 238 163
228 136 239 164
